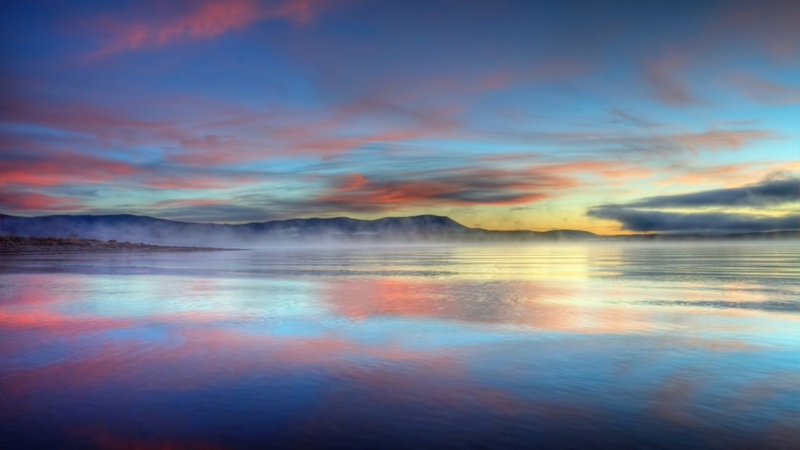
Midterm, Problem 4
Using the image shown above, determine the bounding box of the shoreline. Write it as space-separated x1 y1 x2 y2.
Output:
0 235 237 254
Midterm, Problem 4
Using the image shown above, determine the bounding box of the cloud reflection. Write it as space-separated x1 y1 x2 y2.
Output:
1 246 799 448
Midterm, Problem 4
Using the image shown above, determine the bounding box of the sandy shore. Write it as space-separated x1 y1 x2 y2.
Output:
0 235 235 253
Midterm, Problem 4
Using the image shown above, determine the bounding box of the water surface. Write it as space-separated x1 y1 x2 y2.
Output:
1 243 799 449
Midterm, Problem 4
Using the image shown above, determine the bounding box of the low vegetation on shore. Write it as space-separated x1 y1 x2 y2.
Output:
0 235 229 253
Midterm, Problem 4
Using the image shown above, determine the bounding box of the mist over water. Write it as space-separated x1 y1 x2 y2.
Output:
1 242 799 449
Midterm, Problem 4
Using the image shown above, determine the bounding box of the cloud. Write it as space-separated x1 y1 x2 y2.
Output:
635 0 800 108
1 91 273 166
52 153 665 221
664 161 800 187
465 59 592 93
587 177 800 233
1 88 465 169
609 108 664 129
731 73 800 105
0 190 84 211
310 167 581 212
587 207 799 234
86 0 331 58
476 126 776 158
0 153 135 187
147 198 228 208
153 160 598 220
1 94 186 145
667 129 775 154
541 161 655 180
722 0 800 60
0 145 267 195
627 178 799 209
645 55 703 106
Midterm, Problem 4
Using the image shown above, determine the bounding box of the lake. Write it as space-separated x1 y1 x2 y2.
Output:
1 243 799 449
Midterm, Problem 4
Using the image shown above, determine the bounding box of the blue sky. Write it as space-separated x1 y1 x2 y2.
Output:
1 0 798 233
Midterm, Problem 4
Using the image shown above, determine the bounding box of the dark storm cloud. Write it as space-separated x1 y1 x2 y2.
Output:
588 177 800 233
628 178 799 209
587 206 799 233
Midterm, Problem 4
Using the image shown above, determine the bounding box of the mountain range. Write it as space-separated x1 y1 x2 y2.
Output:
0 214 796 247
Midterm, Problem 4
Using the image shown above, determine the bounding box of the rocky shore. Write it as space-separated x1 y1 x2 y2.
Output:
0 235 233 253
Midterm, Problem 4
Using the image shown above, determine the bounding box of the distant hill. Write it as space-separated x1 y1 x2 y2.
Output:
0 214 795 247
0 214 476 246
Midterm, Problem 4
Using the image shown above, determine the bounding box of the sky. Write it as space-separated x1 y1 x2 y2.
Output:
0 0 798 234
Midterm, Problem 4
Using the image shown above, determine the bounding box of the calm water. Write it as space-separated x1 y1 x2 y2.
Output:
1 243 799 449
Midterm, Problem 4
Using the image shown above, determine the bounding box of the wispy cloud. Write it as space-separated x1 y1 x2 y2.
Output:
634 0 800 108
0 151 136 187
645 55 704 106
731 73 800 105
0 190 83 211
722 0 800 61
478 127 777 158
667 129 775 154
664 161 800 187
85 0 331 58
0 144 267 195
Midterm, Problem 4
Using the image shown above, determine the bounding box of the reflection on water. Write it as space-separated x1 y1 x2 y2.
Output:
1 243 799 449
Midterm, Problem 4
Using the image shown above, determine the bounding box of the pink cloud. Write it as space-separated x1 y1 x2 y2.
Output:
2 95 185 145
86 0 331 58
541 161 654 179
0 191 83 211
663 161 800 187
466 59 591 93
639 0 800 106
314 166 581 211
722 0 800 61
644 54 704 106
731 73 800 105
0 144 266 200
670 129 775 154
3 89 463 171
0 151 137 187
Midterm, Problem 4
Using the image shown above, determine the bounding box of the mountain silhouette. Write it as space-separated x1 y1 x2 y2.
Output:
0 214 475 246
1 213 794 247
